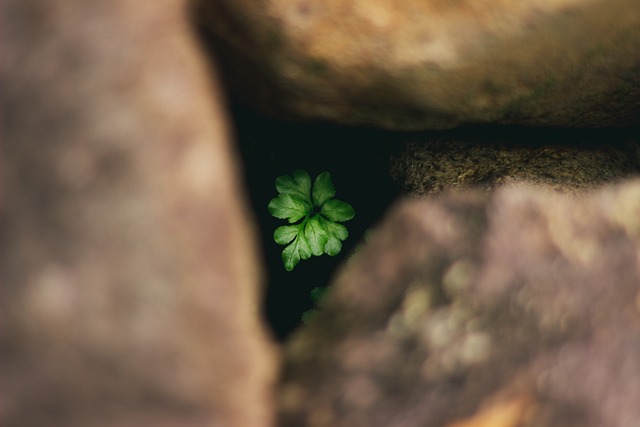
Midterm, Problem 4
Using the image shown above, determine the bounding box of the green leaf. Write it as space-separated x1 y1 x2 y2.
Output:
324 237 342 256
274 225 301 245
325 220 348 240
304 216 329 256
312 172 336 207
268 193 311 223
275 170 312 201
302 288 328 324
321 199 355 222
301 309 319 324
269 170 355 270
310 287 327 304
319 218 348 256
281 234 312 271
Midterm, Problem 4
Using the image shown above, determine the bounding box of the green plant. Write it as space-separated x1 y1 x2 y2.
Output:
268 170 355 271
301 286 328 324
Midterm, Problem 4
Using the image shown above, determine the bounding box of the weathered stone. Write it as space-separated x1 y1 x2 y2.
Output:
0 1 276 427
391 128 640 196
279 181 640 427
196 0 640 130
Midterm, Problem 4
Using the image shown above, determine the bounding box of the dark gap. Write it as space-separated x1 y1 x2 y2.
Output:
228 105 403 340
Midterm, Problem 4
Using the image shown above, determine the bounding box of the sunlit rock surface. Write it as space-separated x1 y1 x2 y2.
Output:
197 0 640 130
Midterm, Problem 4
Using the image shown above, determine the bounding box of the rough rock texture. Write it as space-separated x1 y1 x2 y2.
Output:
279 181 640 427
391 127 640 196
196 0 640 130
0 1 276 427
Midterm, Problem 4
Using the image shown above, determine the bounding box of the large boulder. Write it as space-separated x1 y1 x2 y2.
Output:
0 1 276 426
279 181 640 427
196 0 640 130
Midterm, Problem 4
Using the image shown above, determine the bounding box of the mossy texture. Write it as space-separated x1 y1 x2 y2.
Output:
391 129 640 195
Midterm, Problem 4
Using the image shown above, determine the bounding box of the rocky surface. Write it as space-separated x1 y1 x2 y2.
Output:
196 0 640 130
391 127 640 196
279 181 640 427
0 1 276 427
4 1 640 427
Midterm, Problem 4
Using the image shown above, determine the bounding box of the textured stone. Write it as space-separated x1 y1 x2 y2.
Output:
196 0 640 130
391 128 640 196
0 1 276 427
279 181 640 427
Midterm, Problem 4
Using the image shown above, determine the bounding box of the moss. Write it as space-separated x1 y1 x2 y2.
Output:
390 128 640 196
266 27 283 49
305 58 329 76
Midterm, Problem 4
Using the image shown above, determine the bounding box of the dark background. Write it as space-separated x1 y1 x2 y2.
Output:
229 106 640 340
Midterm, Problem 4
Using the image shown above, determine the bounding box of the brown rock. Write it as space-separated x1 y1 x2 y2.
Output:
279 181 640 427
391 128 640 196
0 1 276 427
196 0 640 130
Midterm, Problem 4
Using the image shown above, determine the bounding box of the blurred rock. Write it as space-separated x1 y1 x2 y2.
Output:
391 128 640 196
279 181 640 427
196 0 640 130
0 1 276 427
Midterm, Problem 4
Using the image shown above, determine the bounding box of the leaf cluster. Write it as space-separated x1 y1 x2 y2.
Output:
268 170 355 271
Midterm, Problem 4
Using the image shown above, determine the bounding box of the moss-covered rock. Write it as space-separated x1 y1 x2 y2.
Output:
391 128 640 195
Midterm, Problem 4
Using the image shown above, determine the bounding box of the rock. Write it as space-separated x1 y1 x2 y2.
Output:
391 128 640 196
279 181 640 427
196 0 640 130
0 1 276 427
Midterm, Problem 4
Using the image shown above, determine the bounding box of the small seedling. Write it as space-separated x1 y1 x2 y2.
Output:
268 170 355 271
301 286 328 324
